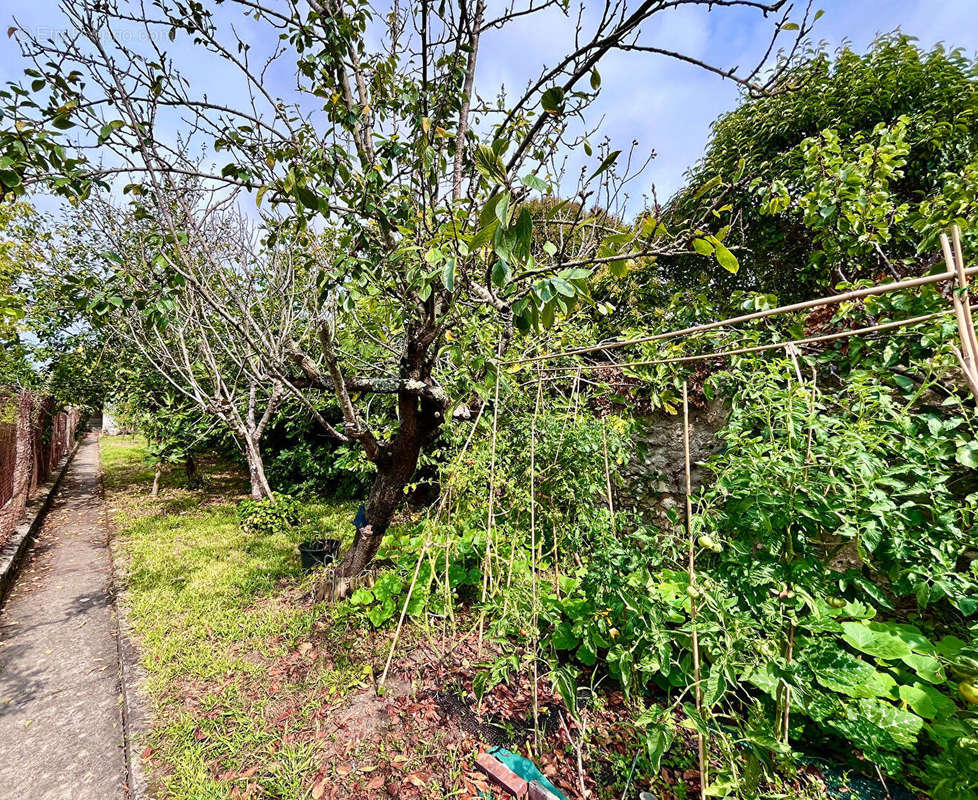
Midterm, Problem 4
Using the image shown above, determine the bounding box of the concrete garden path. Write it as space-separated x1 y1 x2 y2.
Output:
0 433 129 800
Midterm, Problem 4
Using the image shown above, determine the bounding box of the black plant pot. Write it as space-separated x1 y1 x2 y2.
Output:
299 538 340 571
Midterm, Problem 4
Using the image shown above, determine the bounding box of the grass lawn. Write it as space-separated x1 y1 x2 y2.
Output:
103 436 402 799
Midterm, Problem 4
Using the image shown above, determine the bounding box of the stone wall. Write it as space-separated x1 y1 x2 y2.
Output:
617 398 729 520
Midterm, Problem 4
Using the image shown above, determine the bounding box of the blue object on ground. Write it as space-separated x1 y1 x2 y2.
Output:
488 747 568 800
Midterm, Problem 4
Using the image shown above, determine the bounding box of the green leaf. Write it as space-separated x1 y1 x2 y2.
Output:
424 247 444 267
590 69 601 90
900 652 945 684
956 441 978 468
441 257 455 292
714 242 739 274
692 175 722 200
892 374 915 392
593 150 620 179
474 145 508 184
805 639 896 698
366 596 396 627
97 119 124 144
841 621 913 660
576 637 597 666
494 191 511 226
0 169 22 189
692 237 714 257
856 698 923 749
512 207 532 262
295 184 319 211
550 665 579 718
479 192 504 227
349 587 374 606
935 635 966 658
898 683 955 719
551 277 575 297
469 221 497 252
491 259 511 288
541 86 565 115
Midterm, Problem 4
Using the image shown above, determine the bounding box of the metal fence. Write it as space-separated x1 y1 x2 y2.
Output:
0 392 81 547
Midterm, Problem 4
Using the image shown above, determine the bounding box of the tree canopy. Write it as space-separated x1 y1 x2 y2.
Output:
661 34 978 301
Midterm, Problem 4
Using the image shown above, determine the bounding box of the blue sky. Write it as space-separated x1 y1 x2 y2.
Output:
2 0 976 205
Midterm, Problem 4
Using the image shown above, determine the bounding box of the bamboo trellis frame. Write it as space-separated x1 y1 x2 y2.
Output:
513 239 977 363
509 227 978 402
943 228 978 398
536 305 977 373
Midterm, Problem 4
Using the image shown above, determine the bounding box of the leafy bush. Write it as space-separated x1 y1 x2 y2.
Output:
345 521 486 627
237 495 303 536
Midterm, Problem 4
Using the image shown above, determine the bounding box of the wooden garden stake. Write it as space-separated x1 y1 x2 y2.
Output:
529 372 544 749
550 367 582 597
785 342 803 385
952 225 978 355
379 400 485 691
478 365 503 653
942 229 978 400
482 364 502 598
601 414 616 535
683 382 708 800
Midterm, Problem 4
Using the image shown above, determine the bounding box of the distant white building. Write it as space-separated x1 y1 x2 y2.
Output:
101 408 122 435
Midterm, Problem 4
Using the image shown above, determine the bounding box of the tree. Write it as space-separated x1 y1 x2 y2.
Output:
62 194 290 499
0 201 46 383
664 34 978 300
110 369 225 496
14 0 814 587
0 24 93 203
660 34 978 301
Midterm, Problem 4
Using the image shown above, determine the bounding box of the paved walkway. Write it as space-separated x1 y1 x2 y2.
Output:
0 434 128 800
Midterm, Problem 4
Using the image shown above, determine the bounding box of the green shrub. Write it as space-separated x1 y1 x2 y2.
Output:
237 495 303 536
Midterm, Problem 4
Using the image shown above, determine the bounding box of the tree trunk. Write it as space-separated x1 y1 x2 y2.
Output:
185 454 198 484
244 437 273 500
337 443 423 578
316 323 448 600
332 383 444 583
151 466 161 497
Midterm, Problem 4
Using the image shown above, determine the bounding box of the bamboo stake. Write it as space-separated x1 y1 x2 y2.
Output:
683 382 707 800
952 346 978 399
952 226 978 357
378 400 486 690
601 414 617 535
941 230 978 397
549 367 582 597
942 234 978 367
482 365 503 600
942 231 978 400
539 305 973 373
552 366 582 467
513 265 978 365
785 342 803 385
530 372 543 749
